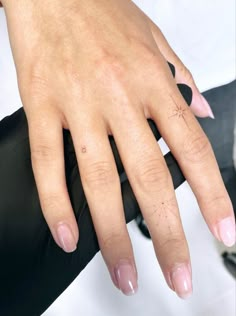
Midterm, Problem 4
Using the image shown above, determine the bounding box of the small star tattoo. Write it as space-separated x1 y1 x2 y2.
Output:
168 94 190 129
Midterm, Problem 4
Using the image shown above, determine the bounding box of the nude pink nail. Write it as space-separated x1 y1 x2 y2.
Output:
200 95 215 119
170 264 193 299
191 91 215 119
114 260 138 296
216 217 236 247
56 224 77 253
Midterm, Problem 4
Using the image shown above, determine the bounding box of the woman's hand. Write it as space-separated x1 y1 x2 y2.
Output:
2 0 235 298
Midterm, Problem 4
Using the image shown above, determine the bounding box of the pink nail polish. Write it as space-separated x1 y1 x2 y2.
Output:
56 224 77 253
200 95 215 119
216 217 236 247
191 92 215 119
114 261 138 296
170 264 193 299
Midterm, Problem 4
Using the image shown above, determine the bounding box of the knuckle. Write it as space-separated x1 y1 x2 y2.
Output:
135 159 170 191
22 64 50 101
40 193 62 216
131 38 159 65
100 229 125 250
179 65 194 84
31 144 57 163
140 51 163 77
95 51 125 81
156 235 185 253
201 194 232 216
150 55 164 73
209 195 231 208
29 71 48 89
83 160 118 189
19 65 54 114
182 133 212 163
63 60 82 87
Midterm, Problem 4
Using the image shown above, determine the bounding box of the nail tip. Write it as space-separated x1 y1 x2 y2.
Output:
67 245 77 253
178 292 193 300
207 109 215 119
61 244 77 253
200 95 215 119
170 263 192 301
114 261 138 297
56 224 77 253
217 216 236 248
123 287 138 296
223 240 236 248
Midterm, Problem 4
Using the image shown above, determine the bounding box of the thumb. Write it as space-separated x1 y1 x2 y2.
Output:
148 18 214 119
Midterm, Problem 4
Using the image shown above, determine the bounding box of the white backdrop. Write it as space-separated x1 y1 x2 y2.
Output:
0 1 235 315
133 0 236 91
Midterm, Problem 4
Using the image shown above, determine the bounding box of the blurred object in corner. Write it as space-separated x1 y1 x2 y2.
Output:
222 252 236 279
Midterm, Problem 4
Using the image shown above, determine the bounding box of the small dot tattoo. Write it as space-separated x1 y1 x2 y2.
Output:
81 146 87 153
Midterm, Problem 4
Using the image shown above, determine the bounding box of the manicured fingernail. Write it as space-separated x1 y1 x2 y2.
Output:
200 95 215 119
114 260 138 296
191 92 215 119
216 217 236 247
170 264 192 299
57 224 77 253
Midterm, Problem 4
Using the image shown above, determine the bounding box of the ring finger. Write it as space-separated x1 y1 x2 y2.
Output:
109 108 192 299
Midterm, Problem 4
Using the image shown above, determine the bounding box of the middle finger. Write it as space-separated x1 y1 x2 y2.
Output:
109 107 192 298
68 112 138 296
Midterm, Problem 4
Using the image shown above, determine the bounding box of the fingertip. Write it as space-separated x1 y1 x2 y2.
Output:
169 263 193 299
113 259 138 296
56 222 78 253
213 216 236 247
190 91 215 119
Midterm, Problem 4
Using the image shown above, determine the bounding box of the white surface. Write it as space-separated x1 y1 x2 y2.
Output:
0 3 235 316
42 183 236 316
133 0 236 92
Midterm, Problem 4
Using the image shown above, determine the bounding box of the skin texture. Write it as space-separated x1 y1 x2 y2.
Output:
0 84 188 315
1 0 235 298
